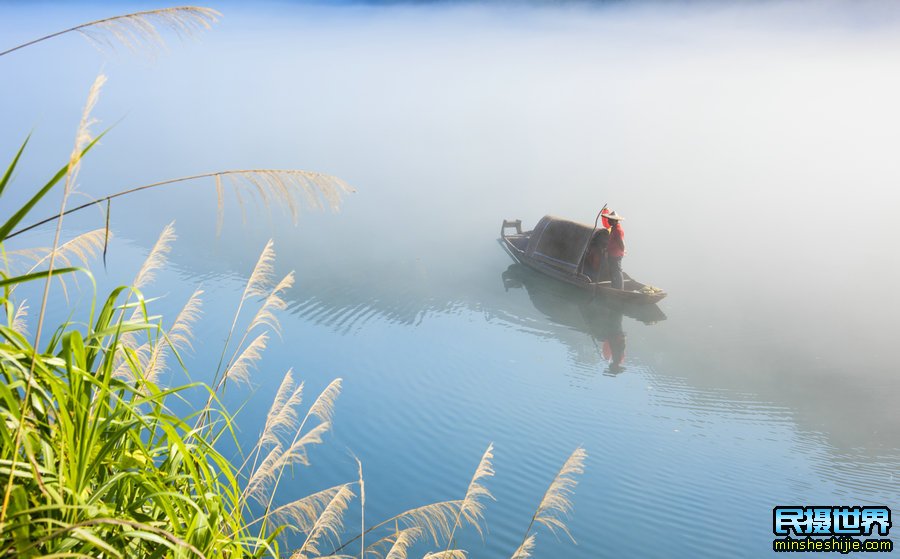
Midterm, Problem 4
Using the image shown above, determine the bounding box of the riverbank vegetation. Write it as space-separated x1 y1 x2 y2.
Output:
0 7 586 557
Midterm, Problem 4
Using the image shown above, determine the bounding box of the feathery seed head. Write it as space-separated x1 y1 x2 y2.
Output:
77 7 220 56
224 331 268 386
533 447 587 542
424 551 468 559
134 221 176 291
511 535 536 559
269 484 347 535
294 484 355 559
244 240 276 301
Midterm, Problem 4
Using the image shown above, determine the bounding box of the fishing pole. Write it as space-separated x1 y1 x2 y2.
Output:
593 203 609 230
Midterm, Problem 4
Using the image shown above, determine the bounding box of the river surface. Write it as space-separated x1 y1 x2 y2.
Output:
2 1 899 557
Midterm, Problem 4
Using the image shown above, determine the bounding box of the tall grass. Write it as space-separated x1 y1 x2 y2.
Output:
0 7 588 558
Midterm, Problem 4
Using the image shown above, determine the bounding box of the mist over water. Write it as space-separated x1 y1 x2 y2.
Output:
3 1 900 556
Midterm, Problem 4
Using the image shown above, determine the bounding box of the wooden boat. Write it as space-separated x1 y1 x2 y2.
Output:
498 215 667 305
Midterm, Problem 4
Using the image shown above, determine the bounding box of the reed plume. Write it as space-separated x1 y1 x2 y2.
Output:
355 500 462 553
10 300 28 337
244 239 277 301
366 526 432 559
332 497 463 557
293 484 355 559
268 484 349 535
211 239 274 389
245 421 332 507
244 443 284 506
382 527 423 559
0 7 220 57
6 229 109 300
68 74 106 186
238 369 303 481
305 378 343 427
425 551 468 559
144 287 203 383
530 447 586 540
273 421 331 472
511 447 587 558
11 228 109 273
108 222 180 381
447 442 495 547
113 338 151 382
223 331 268 387
79 7 220 54
221 268 294 396
247 272 294 337
260 370 305 448
361 445 494 558
253 379 344 536
133 221 176 292
165 288 203 353
222 169 351 221
510 535 535 559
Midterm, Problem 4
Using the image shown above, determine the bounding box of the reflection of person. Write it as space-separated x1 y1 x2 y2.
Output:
603 333 626 375
601 308 626 375
605 210 626 290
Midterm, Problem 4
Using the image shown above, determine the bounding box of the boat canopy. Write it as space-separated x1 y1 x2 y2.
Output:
525 215 597 273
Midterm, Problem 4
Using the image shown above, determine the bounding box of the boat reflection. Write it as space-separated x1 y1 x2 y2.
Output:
499 264 665 376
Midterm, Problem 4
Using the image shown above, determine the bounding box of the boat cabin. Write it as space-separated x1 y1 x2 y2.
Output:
504 215 608 280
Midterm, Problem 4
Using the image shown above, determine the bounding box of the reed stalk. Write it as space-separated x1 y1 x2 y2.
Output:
7 169 353 241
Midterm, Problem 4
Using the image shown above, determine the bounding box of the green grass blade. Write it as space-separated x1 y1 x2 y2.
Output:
0 135 29 200
0 267 83 288
0 133 103 242
0 160 68 241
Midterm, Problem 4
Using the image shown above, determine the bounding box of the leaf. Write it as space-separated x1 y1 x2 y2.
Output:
0 267 83 288
0 133 103 242
0 135 29 200
71 526 124 558
9 486 34 558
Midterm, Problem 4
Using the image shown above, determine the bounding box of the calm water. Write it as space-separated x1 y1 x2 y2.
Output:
3 1 899 557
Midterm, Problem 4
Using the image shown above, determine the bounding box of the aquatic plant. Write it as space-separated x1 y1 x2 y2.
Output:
511 447 588 559
0 7 587 558
0 7 221 57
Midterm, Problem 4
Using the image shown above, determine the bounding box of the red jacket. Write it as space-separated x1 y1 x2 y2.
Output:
607 223 625 257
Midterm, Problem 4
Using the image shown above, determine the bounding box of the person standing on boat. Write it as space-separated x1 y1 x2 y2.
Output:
606 211 626 289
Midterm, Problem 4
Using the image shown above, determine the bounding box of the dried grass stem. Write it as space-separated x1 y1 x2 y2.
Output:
7 169 354 240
